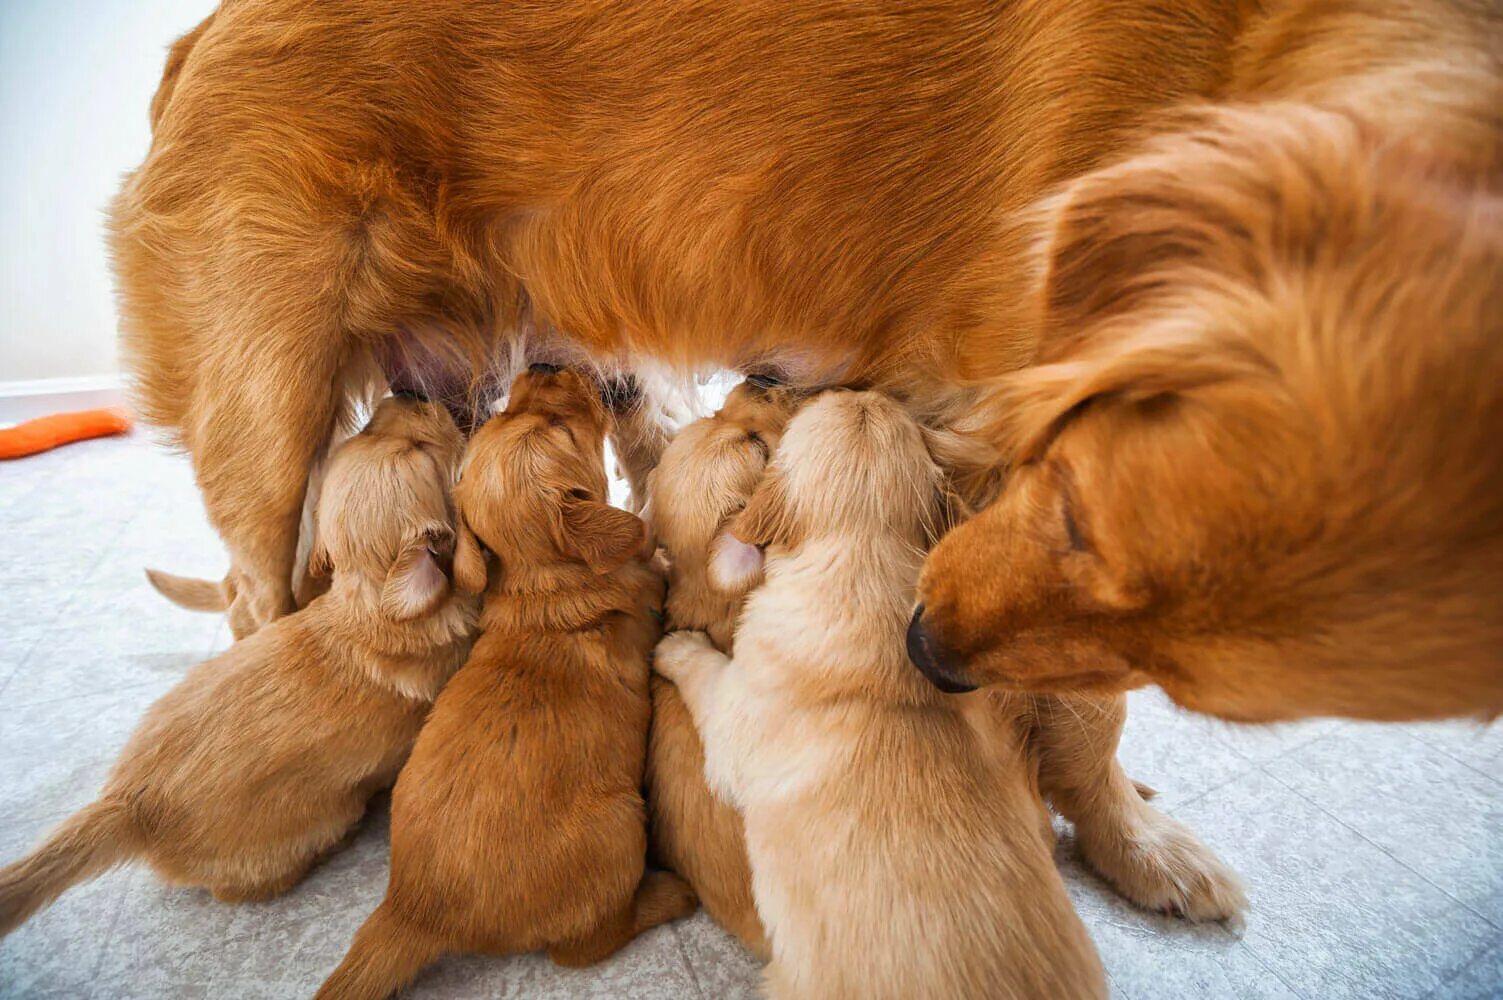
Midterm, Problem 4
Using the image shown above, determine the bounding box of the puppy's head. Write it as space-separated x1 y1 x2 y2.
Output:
310 395 466 621
452 367 647 589
912 105 1503 721
718 389 961 588
647 380 802 592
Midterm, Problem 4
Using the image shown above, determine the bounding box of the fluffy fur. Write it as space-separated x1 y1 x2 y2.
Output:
910 96 1503 722
316 369 694 1000
114 0 1501 717
647 384 1246 967
656 390 1102 999
0 397 476 935
643 380 803 959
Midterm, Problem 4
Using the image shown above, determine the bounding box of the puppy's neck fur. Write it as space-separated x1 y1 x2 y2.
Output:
749 535 935 707
480 555 658 638
313 574 478 700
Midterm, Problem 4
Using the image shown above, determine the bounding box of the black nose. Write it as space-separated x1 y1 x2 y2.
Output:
906 604 978 694
529 362 562 375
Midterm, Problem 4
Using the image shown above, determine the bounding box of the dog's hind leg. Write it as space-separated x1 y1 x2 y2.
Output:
1029 692 1249 925
185 311 350 632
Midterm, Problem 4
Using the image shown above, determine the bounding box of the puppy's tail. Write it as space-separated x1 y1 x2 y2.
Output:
0 799 135 937
548 870 699 968
315 901 443 1000
144 568 232 613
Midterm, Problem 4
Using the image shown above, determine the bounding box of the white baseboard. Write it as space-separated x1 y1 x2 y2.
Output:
0 375 127 426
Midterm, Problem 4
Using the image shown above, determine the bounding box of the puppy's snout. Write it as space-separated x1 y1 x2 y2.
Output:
529 362 562 375
906 604 978 694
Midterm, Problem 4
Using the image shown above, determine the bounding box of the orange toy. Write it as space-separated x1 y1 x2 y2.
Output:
0 408 133 460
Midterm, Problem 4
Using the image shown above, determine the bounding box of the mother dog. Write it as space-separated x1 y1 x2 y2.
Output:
113 0 1501 721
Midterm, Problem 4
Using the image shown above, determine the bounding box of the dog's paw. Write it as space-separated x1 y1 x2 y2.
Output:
1080 811 1248 927
653 629 715 684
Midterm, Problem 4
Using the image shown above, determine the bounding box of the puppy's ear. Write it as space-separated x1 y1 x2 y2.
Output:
708 525 764 592
561 492 647 575
382 526 454 621
730 471 793 549
452 512 489 594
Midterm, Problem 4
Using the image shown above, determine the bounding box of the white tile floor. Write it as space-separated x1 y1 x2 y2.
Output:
1 431 1499 999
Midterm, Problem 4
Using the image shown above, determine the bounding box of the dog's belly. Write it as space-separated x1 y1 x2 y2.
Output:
376 307 859 430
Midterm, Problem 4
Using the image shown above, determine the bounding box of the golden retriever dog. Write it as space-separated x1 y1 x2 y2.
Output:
643 378 802 959
655 389 1107 1000
115 0 1500 718
316 367 695 1000
907 97 1503 722
0 397 475 934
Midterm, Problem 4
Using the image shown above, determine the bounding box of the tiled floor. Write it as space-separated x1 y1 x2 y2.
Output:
1 431 1499 999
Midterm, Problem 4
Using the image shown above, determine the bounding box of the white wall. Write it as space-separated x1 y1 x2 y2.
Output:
0 0 216 383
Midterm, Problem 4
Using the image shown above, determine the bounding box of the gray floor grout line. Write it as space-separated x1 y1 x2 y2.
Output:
1162 757 1266 816
7 677 173 713
0 633 43 705
1258 763 1502 934
1391 728 1503 790
1165 723 1350 817
83 873 135 998
668 923 708 1000
1232 937 1311 1000
1419 942 1495 1000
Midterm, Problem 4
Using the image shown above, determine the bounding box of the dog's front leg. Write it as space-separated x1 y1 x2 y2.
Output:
653 630 730 723
653 630 745 803
1031 691 1248 925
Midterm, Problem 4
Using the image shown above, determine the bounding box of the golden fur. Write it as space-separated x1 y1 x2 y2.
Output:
113 0 1501 718
0 397 476 935
657 391 1116 998
911 97 1503 722
643 380 803 959
316 369 694 1000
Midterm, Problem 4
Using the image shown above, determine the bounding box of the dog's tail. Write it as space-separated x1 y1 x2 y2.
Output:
0 799 135 937
144 568 233 613
548 870 699 968
315 902 444 1000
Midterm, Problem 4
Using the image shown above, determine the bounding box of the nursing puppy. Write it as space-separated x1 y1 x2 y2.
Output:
644 379 801 959
317 367 694 1000
656 390 1105 1000
0 397 474 934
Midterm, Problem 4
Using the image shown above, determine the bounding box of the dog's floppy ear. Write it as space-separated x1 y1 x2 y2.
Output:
382 525 454 621
707 507 762 593
452 511 489 594
560 491 647 575
987 169 1274 466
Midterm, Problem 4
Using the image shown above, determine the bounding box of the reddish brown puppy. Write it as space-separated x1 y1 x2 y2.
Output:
317 368 693 1000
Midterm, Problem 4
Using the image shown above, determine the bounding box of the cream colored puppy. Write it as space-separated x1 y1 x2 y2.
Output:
644 378 801 959
655 389 1106 1000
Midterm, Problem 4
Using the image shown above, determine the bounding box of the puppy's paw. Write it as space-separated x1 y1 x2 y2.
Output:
1080 811 1248 927
653 629 715 684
